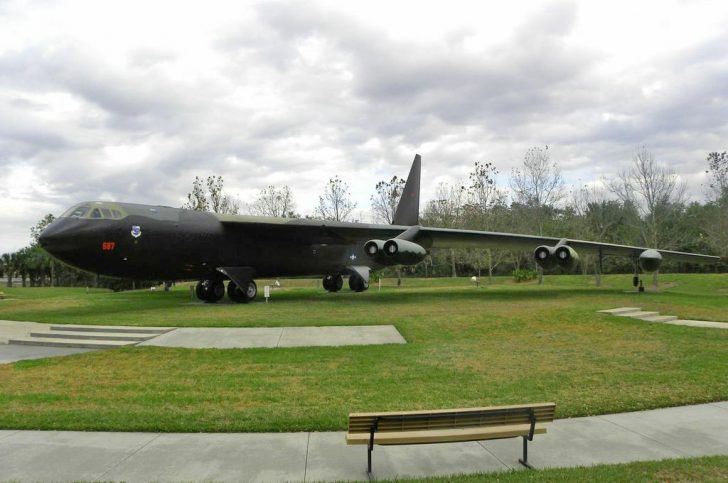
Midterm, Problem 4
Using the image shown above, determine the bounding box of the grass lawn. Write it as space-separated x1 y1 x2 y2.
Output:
0 273 726 432
382 455 728 482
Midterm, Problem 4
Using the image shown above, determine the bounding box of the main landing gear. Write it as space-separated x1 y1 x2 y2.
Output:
322 273 369 293
322 274 343 292
195 279 258 303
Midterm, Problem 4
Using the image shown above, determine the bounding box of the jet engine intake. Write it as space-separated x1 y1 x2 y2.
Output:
554 245 579 270
534 244 580 271
381 239 427 265
534 245 557 270
639 249 662 272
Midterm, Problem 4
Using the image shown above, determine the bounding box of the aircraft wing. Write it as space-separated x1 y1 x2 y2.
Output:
416 227 720 265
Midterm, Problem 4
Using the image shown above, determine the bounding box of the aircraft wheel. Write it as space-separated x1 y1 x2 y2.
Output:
348 274 368 292
323 274 343 292
228 280 258 303
196 279 225 303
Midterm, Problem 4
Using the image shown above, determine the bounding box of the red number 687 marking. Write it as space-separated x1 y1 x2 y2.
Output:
102 242 116 251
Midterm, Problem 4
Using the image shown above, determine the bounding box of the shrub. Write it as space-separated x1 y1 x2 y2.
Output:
512 268 538 283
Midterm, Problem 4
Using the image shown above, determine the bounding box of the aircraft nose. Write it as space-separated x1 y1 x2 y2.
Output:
38 218 77 256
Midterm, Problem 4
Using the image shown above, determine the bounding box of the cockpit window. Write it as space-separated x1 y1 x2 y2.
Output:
68 206 89 218
61 203 127 220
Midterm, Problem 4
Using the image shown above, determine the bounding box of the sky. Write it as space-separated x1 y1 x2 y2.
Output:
1 0 727 252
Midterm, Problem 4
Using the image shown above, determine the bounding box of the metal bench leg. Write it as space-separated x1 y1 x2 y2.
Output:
518 436 533 469
367 430 374 480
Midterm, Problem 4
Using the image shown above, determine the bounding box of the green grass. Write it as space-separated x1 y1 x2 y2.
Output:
378 455 728 482
0 273 726 432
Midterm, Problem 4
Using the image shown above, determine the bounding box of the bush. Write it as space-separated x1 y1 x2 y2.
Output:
512 268 538 283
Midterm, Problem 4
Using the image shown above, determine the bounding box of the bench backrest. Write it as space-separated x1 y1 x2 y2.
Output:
347 402 556 434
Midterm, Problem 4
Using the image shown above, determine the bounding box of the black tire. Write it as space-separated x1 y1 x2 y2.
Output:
195 281 207 301
196 279 224 303
323 274 343 292
348 275 368 292
228 280 257 303
210 280 225 303
227 281 246 303
243 280 257 302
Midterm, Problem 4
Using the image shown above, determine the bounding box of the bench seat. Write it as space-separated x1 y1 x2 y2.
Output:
346 422 547 445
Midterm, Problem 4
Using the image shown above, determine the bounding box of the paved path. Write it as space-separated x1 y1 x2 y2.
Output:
1 402 726 482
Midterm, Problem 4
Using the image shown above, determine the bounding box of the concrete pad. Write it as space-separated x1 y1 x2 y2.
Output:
600 404 728 456
0 319 49 343
0 344 95 364
51 324 173 334
101 432 308 483
614 311 658 318
277 325 406 348
598 307 641 314
711 401 728 410
638 315 678 322
0 431 158 481
9 336 134 349
668 320 728 329
139 327 283 348
483 416 682 469
0 430 20 441
140 325 406 349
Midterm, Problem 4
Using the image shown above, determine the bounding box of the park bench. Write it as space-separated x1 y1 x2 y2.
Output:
346 402 556 478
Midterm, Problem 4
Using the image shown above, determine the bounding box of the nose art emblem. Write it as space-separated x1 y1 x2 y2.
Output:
131 225 142 238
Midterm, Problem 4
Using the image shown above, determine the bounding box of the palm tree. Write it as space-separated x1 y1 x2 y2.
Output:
1 253 14 287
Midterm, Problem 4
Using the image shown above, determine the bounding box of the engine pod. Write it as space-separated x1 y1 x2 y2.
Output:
555 245 579 271
382 239 427 265
639 249 663 272
534 245 557 270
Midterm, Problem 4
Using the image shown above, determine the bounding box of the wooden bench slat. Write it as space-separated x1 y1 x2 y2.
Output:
346 423 547 445
348 402 555 419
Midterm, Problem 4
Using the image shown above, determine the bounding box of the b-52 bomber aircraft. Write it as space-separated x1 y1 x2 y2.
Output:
39 155 720 303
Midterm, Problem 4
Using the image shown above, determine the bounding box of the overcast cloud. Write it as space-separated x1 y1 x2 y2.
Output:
2 0 728 251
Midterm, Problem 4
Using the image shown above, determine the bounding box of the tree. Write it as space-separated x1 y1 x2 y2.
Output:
184 175 240 214
607 146 686 250
1 253 13 287
510 146 565 282
465 161 507 281
370 176 406 224
316 176 357 221
251 185 297 218
703 151 728 259
422 182 467 277
509 146 565 236
706 151 728 200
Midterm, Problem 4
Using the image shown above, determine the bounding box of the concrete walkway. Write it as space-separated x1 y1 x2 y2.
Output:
1 402 726 482
0 320 407 363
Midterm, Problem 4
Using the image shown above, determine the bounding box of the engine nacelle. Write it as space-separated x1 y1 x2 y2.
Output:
382 239 427 265
554 245 580 271
639 249 662 273
534 245 557 270
534 244 580 271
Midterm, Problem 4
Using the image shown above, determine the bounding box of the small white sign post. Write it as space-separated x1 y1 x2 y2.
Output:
264 285 271 303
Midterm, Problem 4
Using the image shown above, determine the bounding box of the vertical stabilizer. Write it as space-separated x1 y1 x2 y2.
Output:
392 154 421 226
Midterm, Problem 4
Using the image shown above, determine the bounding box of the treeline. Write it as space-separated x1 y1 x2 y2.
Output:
2 147 726 288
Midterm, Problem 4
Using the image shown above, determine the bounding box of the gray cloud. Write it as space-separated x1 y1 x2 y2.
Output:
1 1 728 251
